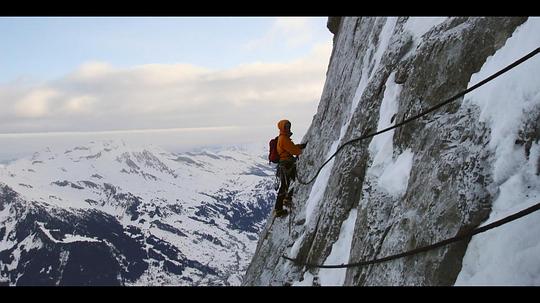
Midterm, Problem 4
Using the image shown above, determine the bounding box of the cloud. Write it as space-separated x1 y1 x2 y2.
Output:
74 61 114 79
0 42 333 135
274 17 316 46
62 95 96 114
244 17 320 51
70 62 211 86
13 88 60 118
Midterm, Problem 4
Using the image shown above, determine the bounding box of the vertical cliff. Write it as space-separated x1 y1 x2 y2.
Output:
243 17 540 286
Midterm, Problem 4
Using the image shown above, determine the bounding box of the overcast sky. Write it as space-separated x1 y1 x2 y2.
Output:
0 17 333 160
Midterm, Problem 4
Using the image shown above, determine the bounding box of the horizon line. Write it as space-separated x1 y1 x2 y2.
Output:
0 125 265 137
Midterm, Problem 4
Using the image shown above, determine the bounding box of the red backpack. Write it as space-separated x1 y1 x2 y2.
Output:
268 136 279 164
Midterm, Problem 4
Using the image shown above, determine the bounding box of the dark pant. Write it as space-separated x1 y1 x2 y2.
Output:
275 159 296 211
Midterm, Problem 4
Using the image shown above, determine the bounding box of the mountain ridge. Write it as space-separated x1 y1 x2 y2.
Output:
0 140 275 285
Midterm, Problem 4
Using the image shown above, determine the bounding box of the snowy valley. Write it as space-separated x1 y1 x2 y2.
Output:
0 140 275 285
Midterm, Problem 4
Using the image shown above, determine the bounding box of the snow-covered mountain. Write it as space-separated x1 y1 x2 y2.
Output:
243 17 540 285
0 140 275 285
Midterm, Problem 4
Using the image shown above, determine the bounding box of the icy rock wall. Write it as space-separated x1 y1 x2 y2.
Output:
243 17 539 286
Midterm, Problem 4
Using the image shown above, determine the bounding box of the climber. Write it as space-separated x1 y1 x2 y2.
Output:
273 119 307 218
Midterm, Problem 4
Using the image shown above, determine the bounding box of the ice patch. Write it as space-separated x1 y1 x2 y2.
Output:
370 17 399 80
292 271 315 286
319 208 358 286
463 18 540 184
368 72 402 172
455 17 540 285
288 233 305 259
377 149 414 197
403 17 448 42
304 140 339 225
366 72 413 197
350 17 398 117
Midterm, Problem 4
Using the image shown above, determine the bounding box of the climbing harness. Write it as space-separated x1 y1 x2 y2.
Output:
273 164 281 191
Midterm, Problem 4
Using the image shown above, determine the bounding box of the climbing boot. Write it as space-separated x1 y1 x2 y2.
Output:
274 209 289 218
283 197 292 208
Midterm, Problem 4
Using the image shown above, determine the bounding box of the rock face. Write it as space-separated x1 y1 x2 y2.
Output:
243 17 538 286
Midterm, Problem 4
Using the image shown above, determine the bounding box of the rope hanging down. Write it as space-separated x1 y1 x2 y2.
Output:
296 47 540 185
283 201 540 269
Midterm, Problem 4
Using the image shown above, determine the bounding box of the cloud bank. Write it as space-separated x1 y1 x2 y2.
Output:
0 42 332 135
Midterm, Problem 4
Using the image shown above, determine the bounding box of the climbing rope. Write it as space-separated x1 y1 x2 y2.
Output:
296 47 540 185
282 46 540 269
283 201 540 268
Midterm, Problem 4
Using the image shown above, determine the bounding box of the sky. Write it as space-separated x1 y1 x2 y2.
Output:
0 17 334 160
